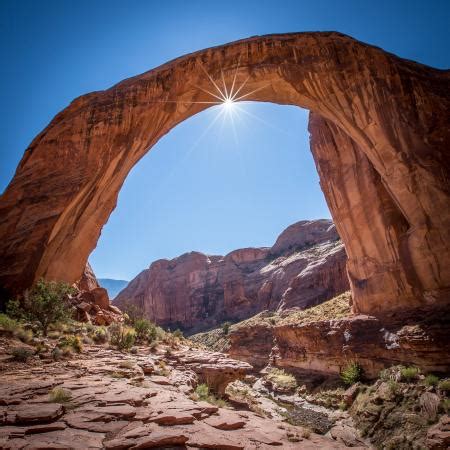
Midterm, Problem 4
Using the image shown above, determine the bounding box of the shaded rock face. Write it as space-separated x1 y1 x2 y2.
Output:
0 32 448 316
114 220 349 333
228 305 450 377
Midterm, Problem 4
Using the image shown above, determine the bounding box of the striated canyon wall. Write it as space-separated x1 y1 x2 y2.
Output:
114 219 349 333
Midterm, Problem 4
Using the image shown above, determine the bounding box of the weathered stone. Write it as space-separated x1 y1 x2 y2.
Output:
203 410 246 430
4 403 64 425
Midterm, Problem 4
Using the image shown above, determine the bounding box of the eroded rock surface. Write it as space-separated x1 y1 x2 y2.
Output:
114 219 348 332
0 344 351 449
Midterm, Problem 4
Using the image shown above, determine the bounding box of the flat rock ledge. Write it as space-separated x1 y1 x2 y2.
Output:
0 344 355 449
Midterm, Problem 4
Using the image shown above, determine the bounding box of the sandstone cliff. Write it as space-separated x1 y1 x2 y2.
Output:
193 291 450 377
114 219 349 333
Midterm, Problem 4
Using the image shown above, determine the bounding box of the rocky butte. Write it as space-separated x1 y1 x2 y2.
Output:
114 219 349 333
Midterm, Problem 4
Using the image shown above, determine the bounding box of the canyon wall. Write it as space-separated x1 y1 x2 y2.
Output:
226 293 450 377
114 220 349 333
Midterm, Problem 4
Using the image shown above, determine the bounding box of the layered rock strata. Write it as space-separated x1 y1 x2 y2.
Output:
114 220 349 333
226 295 450 377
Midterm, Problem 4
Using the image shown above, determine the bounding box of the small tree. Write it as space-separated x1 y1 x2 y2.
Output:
222 321 232 335
7 279 74 336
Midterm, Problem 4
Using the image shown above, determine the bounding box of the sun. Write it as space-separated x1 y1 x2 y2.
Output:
223 98 234 109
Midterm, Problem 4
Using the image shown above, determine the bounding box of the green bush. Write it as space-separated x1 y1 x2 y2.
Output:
424 374 439 387
49 387 72 403
173 329 184 339
92 326 109 344
59 335 83 353
134 319 157 343
7 279 74 336
340 361 363 385
194 383 228 408
222 321 231 335
110 323 136 351
438 379 450 392
11 347 34 362
0 313 18 333
400 366 419 382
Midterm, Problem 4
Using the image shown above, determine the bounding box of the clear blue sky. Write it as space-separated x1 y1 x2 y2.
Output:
1 1 449 280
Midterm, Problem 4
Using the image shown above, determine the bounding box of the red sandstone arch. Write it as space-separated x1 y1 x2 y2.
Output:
0 32 449 314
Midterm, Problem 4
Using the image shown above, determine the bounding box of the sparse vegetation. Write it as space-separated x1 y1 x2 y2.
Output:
0 313 18 334
438 379 450 392
340 361 362 385
49 387 72 403
400 366 419 382
266 368 297 391
134 319 157 343
173 328 183 339
11 347 33 362
109 323 136 351
193 383 228 408
91 326 109 344
7 279 74 336
221 321 231 335
424 374 439 387
59 335 83 353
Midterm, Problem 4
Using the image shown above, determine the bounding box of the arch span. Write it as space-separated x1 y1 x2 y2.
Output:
0 32 449 314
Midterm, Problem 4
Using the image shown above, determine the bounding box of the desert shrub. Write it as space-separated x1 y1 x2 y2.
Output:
110 323 136 351
59 335 83 353
194 383 228 408
15 328 33 343
388 380 400 395
7 279 74 336
173 328 184 339
0 313 18 334
266 368 297 391
49 387 72 403
221 321 231 335
92 326 109 344
52 346 63 361
340 361 363 385
438 379 450 392
424 374 440 387
442 398 450 414
134 319 157 343
11 347 33 362
400 366 419 382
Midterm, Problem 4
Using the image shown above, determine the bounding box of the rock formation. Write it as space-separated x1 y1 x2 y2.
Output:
0 32 448 317
225 293 450 377
114 219 349 333
72 263 123 325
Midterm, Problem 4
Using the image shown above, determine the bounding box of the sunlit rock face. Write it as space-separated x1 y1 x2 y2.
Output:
0 32 448 315
114 220 349 333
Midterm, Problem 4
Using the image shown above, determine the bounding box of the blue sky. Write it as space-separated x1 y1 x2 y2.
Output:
1 1 449 280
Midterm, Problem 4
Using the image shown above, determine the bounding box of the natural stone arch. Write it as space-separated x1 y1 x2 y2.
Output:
0 32 449 314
